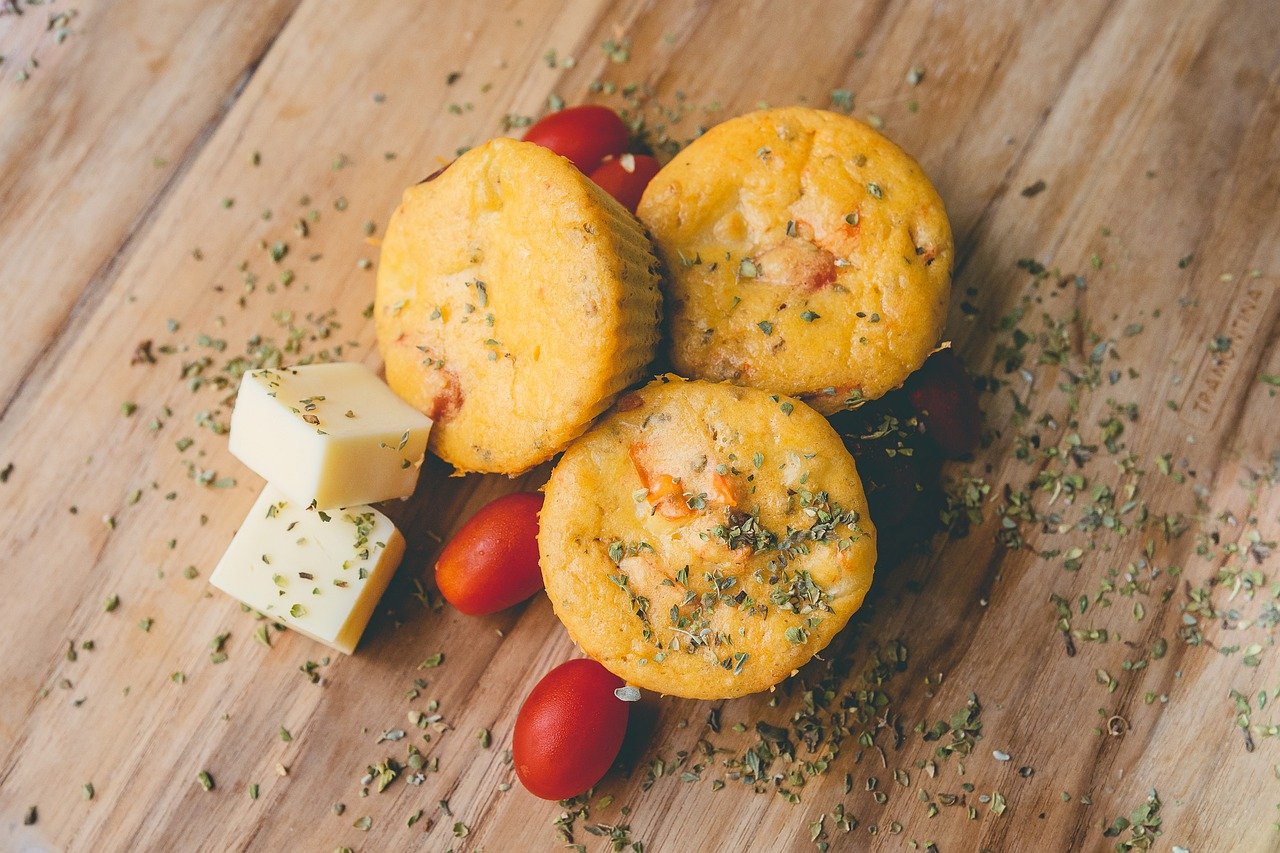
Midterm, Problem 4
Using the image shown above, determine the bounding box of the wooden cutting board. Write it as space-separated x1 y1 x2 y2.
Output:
2 0 1279 850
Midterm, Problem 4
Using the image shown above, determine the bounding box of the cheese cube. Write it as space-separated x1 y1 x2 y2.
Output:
210 485 405 654
229 362 432 510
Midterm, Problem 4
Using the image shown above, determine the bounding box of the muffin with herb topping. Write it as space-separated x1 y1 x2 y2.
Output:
539 377 876 699
636 106 952 413
376 137 663 474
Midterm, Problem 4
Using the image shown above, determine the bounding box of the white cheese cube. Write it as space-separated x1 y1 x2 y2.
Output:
210 485 405 654
229 362 432 510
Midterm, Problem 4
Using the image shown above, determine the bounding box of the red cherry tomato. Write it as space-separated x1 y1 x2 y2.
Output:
859 448 926 529
435 492 544 616
513 659 629 800
522 105 630 174
589 154 662 214
905 349 982 459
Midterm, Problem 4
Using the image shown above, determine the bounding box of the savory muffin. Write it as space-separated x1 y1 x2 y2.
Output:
637 107 953 414
539 377 877 699
375 137 663 474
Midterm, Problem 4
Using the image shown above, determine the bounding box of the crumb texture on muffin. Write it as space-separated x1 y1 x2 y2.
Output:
539 378 877 699
376 137 663 474
637 106 952 413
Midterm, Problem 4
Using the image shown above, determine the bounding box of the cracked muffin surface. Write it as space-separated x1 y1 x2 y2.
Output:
637 107 952 413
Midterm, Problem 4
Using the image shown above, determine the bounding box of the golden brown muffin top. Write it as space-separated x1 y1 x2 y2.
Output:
539 378 877 699
638 107 953 413
375 137 661 473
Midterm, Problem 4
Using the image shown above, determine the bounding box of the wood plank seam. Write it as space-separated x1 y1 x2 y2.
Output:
0 0 304 433
950 1 1119 282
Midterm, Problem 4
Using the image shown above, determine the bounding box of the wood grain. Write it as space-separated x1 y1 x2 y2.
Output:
1 0 1278 850
0 0 302 421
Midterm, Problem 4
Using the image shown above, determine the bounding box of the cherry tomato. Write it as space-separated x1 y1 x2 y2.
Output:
523 105 630 174
589 154 661 214
513 659 629 800
905 349 982 459
859 447 926 529
435 492 544 615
